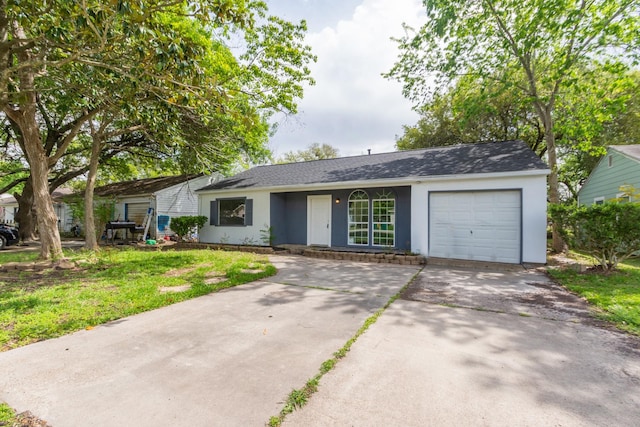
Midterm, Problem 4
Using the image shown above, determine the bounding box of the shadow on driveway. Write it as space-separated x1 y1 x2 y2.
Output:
0 255 420 427
284 265 640 427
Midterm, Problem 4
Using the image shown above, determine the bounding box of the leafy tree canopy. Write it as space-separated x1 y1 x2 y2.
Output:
275 143 340 163
0 0 316 259
386 0 640 251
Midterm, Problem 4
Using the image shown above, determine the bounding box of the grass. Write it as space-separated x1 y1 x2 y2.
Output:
0 403 16 425
548 256 640 335
0 247 275 351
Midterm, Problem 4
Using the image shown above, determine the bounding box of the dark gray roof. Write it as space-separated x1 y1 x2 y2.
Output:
92 175 202 197
611 145 640 162
198 140 548 191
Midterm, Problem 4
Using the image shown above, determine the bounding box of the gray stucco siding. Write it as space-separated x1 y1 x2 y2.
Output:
269 186 411 250
579 150 640 205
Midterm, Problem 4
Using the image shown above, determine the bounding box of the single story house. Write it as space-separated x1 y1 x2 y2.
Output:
0 188 74 232
0 193 18 225
196 140 550 264
577 145 640 206
92 175 213 239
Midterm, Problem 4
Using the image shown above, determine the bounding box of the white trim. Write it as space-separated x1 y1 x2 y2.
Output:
616 193 631 202
347 190 369 246
594 196 605 205
371 192 395 247
196 169 551 195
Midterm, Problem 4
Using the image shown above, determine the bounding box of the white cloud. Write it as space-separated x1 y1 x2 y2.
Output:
269 0 426 157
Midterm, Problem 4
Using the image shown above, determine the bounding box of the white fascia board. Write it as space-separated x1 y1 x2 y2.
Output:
196 169 551 195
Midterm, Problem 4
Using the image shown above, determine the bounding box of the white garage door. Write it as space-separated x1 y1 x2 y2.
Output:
429 191 521 264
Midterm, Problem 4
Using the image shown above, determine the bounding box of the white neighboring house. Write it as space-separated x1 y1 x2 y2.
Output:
197 141 550 265
0 188 74 232
0 193 18 225
92 175 213 239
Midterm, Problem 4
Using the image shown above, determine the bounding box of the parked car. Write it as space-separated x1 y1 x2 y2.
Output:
0 223 19 249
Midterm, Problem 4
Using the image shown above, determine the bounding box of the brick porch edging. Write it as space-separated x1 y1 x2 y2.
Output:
168 243 426 265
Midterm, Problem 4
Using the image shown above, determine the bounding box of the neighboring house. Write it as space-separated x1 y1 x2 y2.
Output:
0 194 18 225
196 140 549 264
92 175 213 239
0 189 73 232
578 145 640 206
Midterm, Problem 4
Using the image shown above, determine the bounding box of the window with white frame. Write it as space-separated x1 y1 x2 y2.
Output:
348 190 369 245
616 192 631 203
372 190 395 247
594 197 605 205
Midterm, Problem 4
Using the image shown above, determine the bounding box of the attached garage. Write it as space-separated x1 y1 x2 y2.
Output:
429 191 522 264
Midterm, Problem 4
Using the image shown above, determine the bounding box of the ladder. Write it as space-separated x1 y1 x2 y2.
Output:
141 207 154 240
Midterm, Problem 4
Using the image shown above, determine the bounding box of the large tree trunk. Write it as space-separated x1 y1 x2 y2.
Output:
84 135 103 250
542 110 565 253
21 116 64 259
4 28 63 260
14 178 37 241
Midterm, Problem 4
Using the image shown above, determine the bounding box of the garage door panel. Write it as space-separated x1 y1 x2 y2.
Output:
429 191 521 264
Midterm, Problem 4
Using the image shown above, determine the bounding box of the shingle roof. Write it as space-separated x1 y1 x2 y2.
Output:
611 145 640 162
198 140 548 191
93 175 201 197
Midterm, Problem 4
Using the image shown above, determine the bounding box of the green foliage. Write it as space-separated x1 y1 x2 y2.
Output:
387 0 639 104
169 215 208 240
276 143 339 163
387 0 640 235
0 402 16 424
1 0 316 259
66 196 116 236
549 258 640 335
549 203 640 270
259 224 275 246
0 249 275 350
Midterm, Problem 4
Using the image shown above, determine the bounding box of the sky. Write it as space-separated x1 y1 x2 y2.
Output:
265 0 426 158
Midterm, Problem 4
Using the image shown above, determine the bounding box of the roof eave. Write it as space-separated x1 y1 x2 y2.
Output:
197 169 550 194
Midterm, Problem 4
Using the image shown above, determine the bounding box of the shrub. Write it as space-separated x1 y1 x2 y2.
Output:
169 215 208 241
549 202 640 271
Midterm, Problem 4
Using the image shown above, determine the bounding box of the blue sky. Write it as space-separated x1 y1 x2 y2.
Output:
264 0 426 157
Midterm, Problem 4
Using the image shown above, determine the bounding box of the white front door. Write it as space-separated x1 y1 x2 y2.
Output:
307 195 332 246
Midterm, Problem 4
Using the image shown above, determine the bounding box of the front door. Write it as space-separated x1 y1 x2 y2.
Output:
307 195 332 246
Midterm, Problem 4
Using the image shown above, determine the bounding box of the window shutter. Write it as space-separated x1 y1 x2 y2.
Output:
210 200 218 225
245 199 253 226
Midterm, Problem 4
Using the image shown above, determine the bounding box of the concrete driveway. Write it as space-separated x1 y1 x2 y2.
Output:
0 255 420 427
284 265 640 426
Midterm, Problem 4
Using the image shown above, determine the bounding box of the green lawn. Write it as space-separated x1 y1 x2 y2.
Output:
548 257 640 335
0 248 275 351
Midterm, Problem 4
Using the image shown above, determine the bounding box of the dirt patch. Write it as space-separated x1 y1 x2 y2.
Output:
401 280 455 303
163 266 198 277
159 285 192 294
0 267 86 293
11 411 52 427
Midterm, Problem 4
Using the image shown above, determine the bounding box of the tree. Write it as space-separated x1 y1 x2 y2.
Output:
386 0 640 252
395 72 547 156
549 202 640 271
276 143 339 163
0 1 315 259
395 68 640 201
